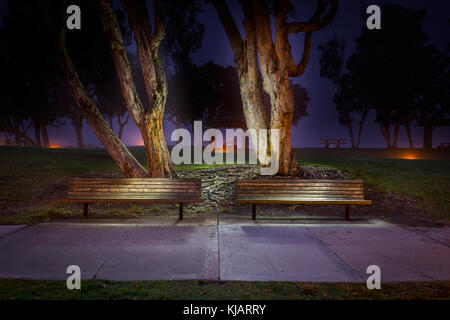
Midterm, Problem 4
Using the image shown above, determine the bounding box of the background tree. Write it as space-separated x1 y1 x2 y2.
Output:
0 1 65 147
350 4 444 148
318 37 370 148
160 0 205 130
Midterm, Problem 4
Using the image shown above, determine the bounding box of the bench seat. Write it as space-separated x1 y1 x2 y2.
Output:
236 179 372 220
61 178 202 219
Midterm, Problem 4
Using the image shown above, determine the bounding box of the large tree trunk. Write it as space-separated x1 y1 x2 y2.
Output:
212 0 269 166
253 0 337 175
268 78 297 175
101 0 174 177
405 121 414 149
41 3 148 177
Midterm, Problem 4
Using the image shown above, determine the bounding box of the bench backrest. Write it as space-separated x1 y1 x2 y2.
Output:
67 178 201 201
236 179 365 200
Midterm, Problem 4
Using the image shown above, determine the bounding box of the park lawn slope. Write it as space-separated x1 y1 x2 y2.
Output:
295 149 450 222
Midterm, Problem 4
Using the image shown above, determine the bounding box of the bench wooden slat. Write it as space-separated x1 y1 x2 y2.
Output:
236 198 372 205
61 198 202 203
69 187 200 193
236 187 363 191
70 178 200 184
236 192 364 197
236 179 371 220
63 178 202 219
67 192 200 198
237 179 362 184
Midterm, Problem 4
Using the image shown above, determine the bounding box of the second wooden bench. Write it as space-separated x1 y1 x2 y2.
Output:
236 179 372 220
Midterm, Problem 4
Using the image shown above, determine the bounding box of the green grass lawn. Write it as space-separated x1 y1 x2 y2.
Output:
0 279 448 300
295 148 450 221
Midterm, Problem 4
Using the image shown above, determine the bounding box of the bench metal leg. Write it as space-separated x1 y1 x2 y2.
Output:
252 204 256 220
83 203 88 219
345 205 350 221
179 203 183 220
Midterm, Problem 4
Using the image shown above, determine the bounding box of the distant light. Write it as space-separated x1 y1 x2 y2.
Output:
49 144 61 149
401 153 418 160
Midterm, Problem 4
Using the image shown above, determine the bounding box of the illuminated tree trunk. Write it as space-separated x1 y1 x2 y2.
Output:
253 0 338 175
212 0 269 166
100 0 174 177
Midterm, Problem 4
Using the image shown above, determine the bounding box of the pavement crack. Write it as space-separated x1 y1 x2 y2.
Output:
0 225 31 240
306 227 365 283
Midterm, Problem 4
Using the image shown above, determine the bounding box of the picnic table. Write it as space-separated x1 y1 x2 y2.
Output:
437 142 450 151
320 138 347 149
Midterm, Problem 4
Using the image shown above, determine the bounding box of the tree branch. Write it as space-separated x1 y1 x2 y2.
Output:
152 0 164 49
99 0 145 124
283 0 338 34
211 0 245 62
284 0 338 77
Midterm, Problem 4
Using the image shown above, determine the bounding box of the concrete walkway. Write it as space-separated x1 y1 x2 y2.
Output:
0 217 449 282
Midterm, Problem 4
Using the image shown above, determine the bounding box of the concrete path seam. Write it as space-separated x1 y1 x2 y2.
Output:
406 227 450 248
216 212 221 281
0 225 31 240
305 227 365 283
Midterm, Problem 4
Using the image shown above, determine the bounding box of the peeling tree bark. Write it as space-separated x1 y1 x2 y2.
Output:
212 0 269 166
99 0 174 177
253 0 338 175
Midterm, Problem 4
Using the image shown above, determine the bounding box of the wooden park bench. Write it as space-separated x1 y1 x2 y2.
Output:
61 178 202 220
236 179 372 220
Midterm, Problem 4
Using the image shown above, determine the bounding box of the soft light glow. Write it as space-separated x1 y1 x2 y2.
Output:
49 144 61 149
401 153 418 160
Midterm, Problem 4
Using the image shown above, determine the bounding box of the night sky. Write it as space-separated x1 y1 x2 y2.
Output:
1 0 449 148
